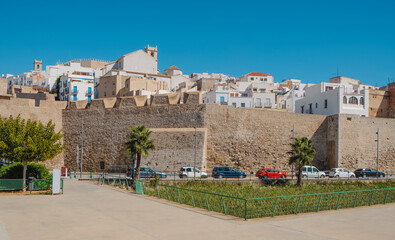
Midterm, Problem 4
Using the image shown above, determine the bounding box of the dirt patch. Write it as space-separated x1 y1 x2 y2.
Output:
0 190 54 195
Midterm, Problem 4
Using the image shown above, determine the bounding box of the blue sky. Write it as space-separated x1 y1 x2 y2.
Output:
1 0 394 86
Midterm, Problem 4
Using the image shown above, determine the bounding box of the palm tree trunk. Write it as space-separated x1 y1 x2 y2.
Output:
297 165 303 187
135 154 141 180
22 161 27 192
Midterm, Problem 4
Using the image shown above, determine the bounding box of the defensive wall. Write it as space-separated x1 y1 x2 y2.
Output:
62 92 395 173
1 91 394 173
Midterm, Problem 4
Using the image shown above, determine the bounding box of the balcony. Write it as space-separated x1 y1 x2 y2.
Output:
86 91 93 96
264 103 272 108
71 89 78 94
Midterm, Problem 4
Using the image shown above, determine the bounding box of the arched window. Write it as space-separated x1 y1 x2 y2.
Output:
349 96 358 104
360 97 364 105
343 96 347 104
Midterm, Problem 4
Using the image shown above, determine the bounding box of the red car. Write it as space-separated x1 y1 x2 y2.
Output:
256 168 287 179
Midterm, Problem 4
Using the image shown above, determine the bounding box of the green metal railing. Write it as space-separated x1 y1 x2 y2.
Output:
0 179 24 191
0 179 64 194
135 181 394 220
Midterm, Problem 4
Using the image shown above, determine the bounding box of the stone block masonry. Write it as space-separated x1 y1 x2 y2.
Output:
1 92 394 173
203 105 329 172
62 104 206 172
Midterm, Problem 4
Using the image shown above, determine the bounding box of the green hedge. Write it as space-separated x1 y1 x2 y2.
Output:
0 162 51 179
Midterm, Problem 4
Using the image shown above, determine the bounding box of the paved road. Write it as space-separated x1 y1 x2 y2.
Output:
0 179 394 240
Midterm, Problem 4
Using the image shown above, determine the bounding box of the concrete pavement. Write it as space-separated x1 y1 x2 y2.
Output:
0 179 394 240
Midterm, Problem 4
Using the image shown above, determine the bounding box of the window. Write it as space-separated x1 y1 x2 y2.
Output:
100 161 105 170
232 102 236 107
253 88 257 92
325 86 333 91
113 82 115 86
230 93 235 97
104 92 106 97
315 103 318 108
73 86 77 93
112 91 115 95
37 64 40 69
264 78 267 82
250 77 254 81
126 84 129 88
220 96 225 103
88 95 91 102
324 100 328 108
349 96 358 104
260 78 264 81
73 94 77 101
241 103 246 107
360 97 364 105
242 93 248 97
88 87 92 93
301 106 304 113
313 168 319 173
343 96 347 104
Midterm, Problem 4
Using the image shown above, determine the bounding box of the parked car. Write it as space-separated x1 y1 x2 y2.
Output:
329 168 355 178
126 167 167 178
255 168 287 179
179 167 208 178
354 168 385 178
300 166 326 178
212 166 246 178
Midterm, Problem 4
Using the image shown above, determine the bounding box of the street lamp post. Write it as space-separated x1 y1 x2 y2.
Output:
191 118 197 180
376 128 379 178
80 119 84 178
291 124 295 180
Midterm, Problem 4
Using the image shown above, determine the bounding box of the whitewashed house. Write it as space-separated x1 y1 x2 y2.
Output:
59 72 95 102
295 77 370 116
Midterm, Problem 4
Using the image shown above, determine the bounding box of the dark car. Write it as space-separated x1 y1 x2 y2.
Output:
126 167 167 178
354 168 385 178
212 166 246 179
256 168 287 179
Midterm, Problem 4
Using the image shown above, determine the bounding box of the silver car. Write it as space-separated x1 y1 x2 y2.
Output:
329 168 355 178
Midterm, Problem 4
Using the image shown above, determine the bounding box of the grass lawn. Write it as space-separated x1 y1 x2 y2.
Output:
140 180 395 219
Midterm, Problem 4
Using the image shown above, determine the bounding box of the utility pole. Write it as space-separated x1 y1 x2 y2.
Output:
80 119 84 178
376 128 379 178
291 124 295 180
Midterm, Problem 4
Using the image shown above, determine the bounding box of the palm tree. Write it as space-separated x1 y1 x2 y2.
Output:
288 137 316 187
125 125 155 180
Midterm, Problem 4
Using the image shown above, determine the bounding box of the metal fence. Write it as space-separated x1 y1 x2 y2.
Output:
72 171 395 182
0 179 63 194
134 181 395 220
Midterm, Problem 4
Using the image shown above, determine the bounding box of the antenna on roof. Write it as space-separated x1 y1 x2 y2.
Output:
336 65 339 77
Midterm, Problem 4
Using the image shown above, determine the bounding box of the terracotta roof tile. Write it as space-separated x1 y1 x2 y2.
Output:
166 65 180 70
247 72 271 77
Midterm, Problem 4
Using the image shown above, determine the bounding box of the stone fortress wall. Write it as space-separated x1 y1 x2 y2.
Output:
62 92 395 173
1 91 394 173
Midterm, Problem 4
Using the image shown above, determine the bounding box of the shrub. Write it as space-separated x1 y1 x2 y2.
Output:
0 162 51 179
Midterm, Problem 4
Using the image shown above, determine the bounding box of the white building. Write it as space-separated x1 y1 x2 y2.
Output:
59 72 95 102
203 83 275 108
277 79 315 111
164 65 192 91
190 72 235 83
295 79 369 116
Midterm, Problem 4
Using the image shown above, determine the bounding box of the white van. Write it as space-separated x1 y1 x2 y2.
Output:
179 167 208 178
301 166 326 178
